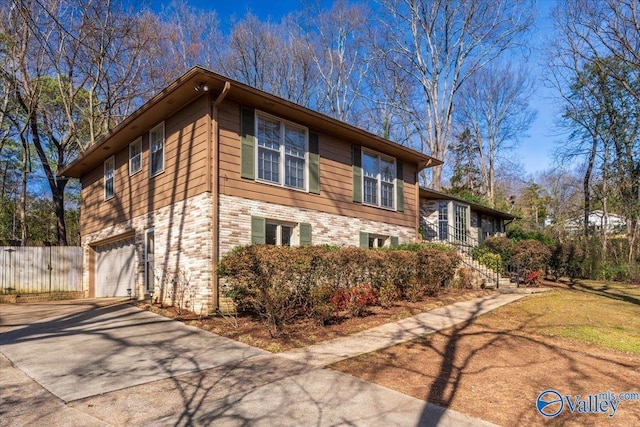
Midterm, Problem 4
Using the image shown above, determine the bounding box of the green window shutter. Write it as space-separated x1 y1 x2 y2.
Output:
251 216 265 245
299 223 312 245
241 107 256 179
308 131 320 194
352 145 362 203
359 231 369 248
390 236 399 247
396 160 404 212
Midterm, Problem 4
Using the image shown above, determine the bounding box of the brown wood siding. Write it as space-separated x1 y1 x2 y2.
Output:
81 97 210 235
217 99 418 228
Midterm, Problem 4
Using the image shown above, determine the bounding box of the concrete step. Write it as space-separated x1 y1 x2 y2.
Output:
498 279 517 289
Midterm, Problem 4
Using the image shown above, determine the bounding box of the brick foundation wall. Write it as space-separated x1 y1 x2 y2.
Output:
82 192 214 314
218 194 417 257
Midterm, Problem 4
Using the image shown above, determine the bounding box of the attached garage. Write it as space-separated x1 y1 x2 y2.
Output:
94 237 135 297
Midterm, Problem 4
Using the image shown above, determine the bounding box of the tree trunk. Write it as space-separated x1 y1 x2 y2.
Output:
431 164 443 190
583 133 598 240
20 138 28 245
601 142 608 256
28 113 69 245
53 186 67 245
488 156 495 208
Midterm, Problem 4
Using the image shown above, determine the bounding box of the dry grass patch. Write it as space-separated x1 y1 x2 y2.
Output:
487 281 640 354
331 280 640 426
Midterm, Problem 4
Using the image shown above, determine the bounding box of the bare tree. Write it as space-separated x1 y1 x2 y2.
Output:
454 62 536 206
0 0 165 244
375 0 534 189
215 13 317 106
550 0 640 264
156 0 222 79
302 0 370 123
537 167 583 240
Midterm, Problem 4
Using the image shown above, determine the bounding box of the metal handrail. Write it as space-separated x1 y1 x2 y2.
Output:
421 222 481 253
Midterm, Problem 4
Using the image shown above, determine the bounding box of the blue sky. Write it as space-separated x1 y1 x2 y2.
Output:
144 0 560 177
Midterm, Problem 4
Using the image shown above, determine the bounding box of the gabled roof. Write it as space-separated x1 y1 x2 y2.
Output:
419 187 517 221
59 66 441 178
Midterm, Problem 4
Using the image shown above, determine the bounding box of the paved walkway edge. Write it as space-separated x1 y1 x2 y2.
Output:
278 292 529 368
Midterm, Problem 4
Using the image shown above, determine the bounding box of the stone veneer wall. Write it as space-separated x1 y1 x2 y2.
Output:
469 211 480 243
218 194 417 256
82 192 213 313
419 200 439 240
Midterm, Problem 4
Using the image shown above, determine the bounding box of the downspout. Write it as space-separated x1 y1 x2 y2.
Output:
415 169 420 242
211 81 231 311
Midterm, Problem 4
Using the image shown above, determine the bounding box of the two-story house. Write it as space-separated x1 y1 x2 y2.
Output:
60 66 442 313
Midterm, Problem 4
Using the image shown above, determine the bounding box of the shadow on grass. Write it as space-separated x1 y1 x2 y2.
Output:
322 294 640 426
567 280 640 306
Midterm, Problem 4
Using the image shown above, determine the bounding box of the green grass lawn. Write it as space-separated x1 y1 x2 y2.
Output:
489 280 640 354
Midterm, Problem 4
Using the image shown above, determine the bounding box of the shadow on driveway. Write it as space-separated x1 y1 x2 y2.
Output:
0 302 267 402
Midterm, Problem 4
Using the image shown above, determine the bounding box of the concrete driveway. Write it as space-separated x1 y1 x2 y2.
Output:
0 300 497 426
0 301 267 402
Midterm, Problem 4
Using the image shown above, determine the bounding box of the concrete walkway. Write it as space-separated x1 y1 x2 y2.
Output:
0 291 540 426
279 292 528 368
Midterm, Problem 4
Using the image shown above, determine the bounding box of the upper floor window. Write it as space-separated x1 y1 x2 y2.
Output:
150 122 164 176
256 114 307 190
129 138 142 175
362 150 395 209
104 156 115 200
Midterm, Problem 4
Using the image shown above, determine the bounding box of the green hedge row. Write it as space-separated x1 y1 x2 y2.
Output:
218 245 461 336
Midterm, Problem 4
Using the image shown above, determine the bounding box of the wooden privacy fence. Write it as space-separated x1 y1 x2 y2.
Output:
0 246 83 294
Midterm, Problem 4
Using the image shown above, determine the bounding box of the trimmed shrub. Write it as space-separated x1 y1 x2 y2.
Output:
548 241 585 281
482 236 514 262
455 267 474 289
217 245 311 336
415 248 460 295
511 240 552 280
471 246 503 272
218 244 461 334
392 242 456 252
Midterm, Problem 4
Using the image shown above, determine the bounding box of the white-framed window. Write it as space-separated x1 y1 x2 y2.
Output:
265 222 294 246
129 137 142 175
362 149 395 209
438 201 448 241
256 112 307 190
104 156 115 200
252 216 312 246
454 203 468 243
149 122 165 177
368 234 388 248
144 228 155 292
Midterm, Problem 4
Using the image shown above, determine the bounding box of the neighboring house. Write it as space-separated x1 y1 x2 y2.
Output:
419 188 516 247
59 66 440 312
562 210 627 235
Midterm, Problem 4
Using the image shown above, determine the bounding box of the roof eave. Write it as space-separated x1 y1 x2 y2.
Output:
60 66 442 178
419 187 517 220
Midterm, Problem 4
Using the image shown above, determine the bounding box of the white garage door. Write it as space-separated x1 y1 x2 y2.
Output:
95 237 135 297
